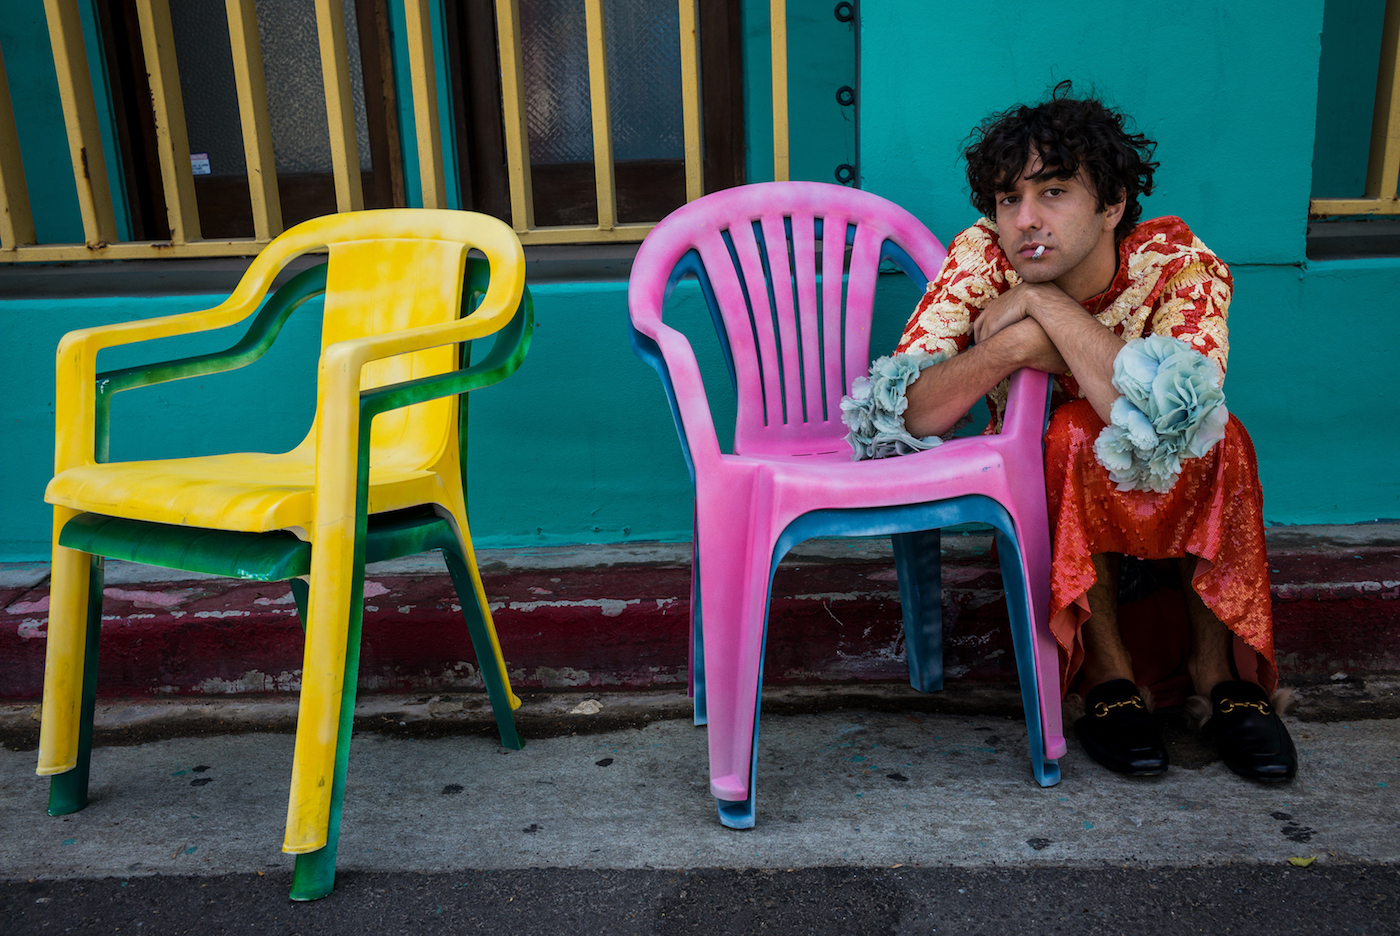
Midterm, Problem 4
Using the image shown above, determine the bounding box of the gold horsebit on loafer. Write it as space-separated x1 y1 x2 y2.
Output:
1093 696 1146 718
1219 698 1273 715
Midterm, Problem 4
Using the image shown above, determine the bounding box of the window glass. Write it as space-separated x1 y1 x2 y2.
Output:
519 0 682 164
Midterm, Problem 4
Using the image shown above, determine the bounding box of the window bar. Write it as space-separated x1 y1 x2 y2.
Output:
224 0 282 241
1311 0 1400 216
314 0 364 213
771 0 789 182
678 0 703 202
584 0 617 230
403 0 446 209
43 0 118 246
134 0 201 243
495 0 535 232
0 42 36 250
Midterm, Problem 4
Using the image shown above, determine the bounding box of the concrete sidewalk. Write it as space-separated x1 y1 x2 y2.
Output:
2 683 1397 882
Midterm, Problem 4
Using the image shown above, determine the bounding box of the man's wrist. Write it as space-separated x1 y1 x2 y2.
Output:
1021 282 1082 327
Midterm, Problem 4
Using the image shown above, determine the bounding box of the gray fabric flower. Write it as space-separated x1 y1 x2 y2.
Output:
1093 335 1228 493
841 352 946 460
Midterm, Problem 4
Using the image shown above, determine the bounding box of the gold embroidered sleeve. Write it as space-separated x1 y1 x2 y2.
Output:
896 221 1010 359
1148 249 1232 378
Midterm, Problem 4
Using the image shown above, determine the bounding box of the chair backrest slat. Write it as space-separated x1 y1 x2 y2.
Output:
789 212 823 424
313 235 468 469
820 212 851 430
839 219 886 398
637 183 946 458
726 220 785 437
758 212 804 428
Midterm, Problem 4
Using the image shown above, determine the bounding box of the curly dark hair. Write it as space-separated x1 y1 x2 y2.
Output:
963 81 1158 240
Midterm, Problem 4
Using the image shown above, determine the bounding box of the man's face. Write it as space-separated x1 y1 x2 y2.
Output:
993 155 1121 288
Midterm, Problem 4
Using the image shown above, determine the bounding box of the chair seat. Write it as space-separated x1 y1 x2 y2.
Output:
716 436 1013 511
46 450 442 535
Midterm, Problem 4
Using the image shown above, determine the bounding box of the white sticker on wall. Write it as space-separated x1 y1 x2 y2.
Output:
190 153 211 176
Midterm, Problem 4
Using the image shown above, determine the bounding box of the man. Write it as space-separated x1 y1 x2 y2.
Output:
866 83 1295 781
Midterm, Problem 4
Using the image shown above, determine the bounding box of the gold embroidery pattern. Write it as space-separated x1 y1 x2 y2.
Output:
893 217 1232 430
897 222 1005 359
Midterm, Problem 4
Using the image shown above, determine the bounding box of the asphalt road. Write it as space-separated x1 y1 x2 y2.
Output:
6 864 1399 935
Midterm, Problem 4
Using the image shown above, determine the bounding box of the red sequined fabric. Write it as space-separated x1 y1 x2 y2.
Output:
1045 400 1276 704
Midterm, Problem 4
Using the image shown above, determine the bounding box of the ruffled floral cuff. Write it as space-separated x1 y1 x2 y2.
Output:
1093 335 1229 493
841 352 946 460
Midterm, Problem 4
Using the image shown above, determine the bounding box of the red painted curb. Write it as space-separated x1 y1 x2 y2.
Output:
2 544 1396 700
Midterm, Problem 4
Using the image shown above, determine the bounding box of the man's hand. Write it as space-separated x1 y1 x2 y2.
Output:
1016 283 1125 424
903 280 1125 438
903 318 1066 438
1002 317 1071 374
971 283 1035 344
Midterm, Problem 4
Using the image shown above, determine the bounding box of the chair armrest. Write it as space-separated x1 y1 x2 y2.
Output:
95 266 328 396
307 263 527 545
87 266 329 463
314 262 523 424
357 284 534 425
628 304 724 482
1000 367 1053 444
53 246 312 471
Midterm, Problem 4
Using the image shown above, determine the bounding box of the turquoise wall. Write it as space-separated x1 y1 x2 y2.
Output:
742 0 855 185
0 273 923 560
1312 0 1385 199
859 0 1399 525
1228 261 1400 519
2 1 84 245
3 0 1398 562
860 0 1320 266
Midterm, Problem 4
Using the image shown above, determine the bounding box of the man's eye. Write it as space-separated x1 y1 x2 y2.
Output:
1045 188 1064 197
998 195 1018 206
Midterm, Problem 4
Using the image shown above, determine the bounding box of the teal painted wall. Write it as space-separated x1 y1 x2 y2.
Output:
742 0 855 185
858 0 1399 525
1229 261 1400 520
4 0 1399 561
2 1 84 245
1312 0 1385 199
860 0 1323 266
0 273 924 560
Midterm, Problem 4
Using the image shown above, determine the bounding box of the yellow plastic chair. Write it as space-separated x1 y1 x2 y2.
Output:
37 209 532 900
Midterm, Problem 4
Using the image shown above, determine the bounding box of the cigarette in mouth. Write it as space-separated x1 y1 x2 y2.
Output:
1032 245 1045 259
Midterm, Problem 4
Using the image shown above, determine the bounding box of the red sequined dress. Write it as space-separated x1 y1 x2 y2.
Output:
896 216 1274 704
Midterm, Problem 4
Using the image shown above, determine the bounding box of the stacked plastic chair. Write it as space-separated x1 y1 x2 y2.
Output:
628 182 1066 828
38 209 533 899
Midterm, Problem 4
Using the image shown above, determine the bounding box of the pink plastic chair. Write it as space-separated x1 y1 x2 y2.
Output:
628 182 1066 828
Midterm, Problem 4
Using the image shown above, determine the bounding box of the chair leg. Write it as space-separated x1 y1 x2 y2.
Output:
690 515 707 727
694 508 776 829
287 575 366 901
716 705 762 830
288 577 310 630
442 546 523 750
892 529 944 693
47 556 104 816
993 528 1062 788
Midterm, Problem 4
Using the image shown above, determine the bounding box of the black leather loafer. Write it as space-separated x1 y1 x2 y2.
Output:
1209 680 1297 782
1075 678 1169 776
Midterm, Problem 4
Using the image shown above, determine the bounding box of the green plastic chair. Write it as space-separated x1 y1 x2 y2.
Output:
37 209 533 900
